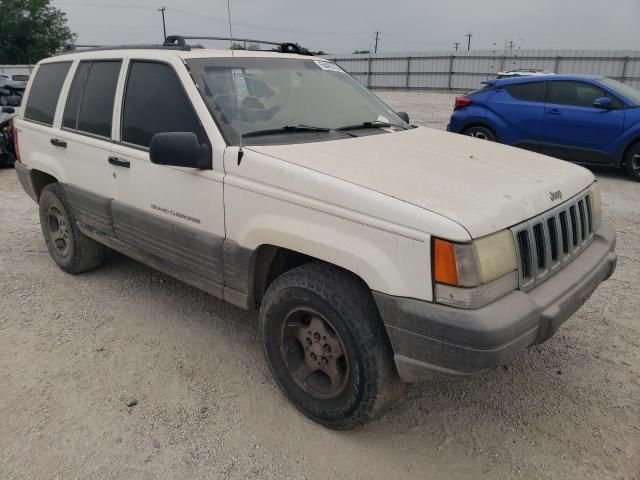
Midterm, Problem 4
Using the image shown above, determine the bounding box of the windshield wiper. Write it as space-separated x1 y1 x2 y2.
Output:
336 120 409 132
242 124 355 139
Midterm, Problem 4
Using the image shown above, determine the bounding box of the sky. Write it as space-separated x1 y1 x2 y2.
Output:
52 0 640 54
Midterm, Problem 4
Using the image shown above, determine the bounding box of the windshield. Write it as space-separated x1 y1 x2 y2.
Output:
600 78 640 106
186 57 409 145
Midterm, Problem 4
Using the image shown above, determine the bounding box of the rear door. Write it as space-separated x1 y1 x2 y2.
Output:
55 59 123 234
540 80 625 164
489 80 546 147
108 57 227 297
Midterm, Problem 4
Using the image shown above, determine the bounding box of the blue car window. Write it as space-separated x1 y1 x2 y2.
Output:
504 82 546 102
547 81 623 109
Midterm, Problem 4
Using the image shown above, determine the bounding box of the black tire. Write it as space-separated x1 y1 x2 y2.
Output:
624 142 640 181
462 125 496 141
260 262 404 430
38 183 106 273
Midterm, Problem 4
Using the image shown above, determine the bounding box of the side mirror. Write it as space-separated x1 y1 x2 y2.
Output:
593 97 613 110
396 111 410 123
1 106 15 114
149 132 212 170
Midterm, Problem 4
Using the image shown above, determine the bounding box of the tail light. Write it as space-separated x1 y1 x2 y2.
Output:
12 125 21 163
454 97 472 110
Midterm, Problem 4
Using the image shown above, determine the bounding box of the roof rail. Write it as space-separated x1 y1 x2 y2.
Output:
59 43 190 55
163 35 313 55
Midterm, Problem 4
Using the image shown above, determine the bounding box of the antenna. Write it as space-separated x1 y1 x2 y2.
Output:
226 0 244 164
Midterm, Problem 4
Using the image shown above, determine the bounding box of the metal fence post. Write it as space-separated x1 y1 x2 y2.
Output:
448 55 454 90
405 56 411 89
621 56 629 81
554 56 561 74
367 56 373 88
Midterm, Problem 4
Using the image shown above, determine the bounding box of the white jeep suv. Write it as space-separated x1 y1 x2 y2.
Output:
13 37 617 430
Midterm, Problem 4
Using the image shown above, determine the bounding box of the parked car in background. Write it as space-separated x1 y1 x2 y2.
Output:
448 75 640 180
0 76 26 106
496 68 555 79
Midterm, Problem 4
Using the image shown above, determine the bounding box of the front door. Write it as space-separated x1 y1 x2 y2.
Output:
108 58 227 297
540 80 625 164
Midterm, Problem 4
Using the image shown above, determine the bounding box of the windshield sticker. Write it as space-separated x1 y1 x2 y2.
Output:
313 60 344 73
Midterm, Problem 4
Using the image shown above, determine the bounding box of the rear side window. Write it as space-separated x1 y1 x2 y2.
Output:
63 61 121 138
24 62 71 125
504 82 546 102
547 81 624 109
121 61 205 148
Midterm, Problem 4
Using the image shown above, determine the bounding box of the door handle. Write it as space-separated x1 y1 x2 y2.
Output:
547 109 561 115
50 138 67 148
108 156 130 168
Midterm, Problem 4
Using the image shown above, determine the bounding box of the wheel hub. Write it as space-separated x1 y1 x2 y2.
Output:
47 206 71 257
280 309 349 400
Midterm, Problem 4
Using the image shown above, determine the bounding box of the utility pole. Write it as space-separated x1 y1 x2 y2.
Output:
158 7 167 42
374 31 381 54
465 33 472 51
507 40 515 51
453 42 460 52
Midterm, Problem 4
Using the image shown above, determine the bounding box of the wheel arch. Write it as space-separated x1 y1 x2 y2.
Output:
30 169 59 201
249 244 374 309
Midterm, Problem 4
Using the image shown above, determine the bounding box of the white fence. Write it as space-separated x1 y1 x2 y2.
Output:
0 65 33 78
325 50 640 91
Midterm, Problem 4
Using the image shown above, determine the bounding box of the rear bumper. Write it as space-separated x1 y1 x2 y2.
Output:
374 223 617 382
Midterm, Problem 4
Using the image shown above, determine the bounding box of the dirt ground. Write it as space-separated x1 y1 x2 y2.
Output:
1 91 639 480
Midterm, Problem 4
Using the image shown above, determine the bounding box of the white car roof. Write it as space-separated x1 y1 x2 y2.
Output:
41 47 319 64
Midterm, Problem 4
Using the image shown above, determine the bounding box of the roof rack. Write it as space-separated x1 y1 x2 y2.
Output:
60 43 189 54
163 35 313 55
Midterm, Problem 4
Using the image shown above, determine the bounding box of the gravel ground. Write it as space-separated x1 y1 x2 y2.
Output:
1 91 639 480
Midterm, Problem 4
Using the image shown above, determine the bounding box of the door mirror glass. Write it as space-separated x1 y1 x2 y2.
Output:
396 111 410 123
149 132 212 170
593 97 613 110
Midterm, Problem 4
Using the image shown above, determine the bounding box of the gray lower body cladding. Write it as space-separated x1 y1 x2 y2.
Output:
374 223 617 382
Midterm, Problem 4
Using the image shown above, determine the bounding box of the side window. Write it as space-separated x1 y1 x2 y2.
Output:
63 60 121 137
504 82 546 103
24 62 71 125
122 61 205 148
547 81 623 109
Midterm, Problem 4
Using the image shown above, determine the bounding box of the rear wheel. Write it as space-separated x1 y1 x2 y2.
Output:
462 125 496 141
624 142 640 181
260 262 403 430
39 183 106 273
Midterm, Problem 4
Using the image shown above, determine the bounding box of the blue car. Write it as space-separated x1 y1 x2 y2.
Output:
447 75 640 180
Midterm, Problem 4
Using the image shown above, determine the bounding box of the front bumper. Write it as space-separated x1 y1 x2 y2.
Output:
374 223 617 382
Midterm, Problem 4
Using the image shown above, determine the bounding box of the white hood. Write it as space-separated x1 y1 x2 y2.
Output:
247 127 595 238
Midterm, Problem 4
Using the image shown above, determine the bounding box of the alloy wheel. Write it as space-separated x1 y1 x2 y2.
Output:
280 308 349 400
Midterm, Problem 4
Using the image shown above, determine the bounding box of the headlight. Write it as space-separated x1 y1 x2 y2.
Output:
589 182 602 230
433 230 518 309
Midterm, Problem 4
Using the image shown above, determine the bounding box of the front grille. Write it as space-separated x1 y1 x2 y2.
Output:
511 191 594 291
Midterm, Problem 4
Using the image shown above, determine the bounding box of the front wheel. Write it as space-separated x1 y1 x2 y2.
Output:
624 142 640 181
462 125 496 141
260 262 403 430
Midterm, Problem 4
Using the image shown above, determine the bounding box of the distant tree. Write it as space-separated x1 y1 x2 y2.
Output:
0 0 76 64
231 43 246 50
313 50 327 56
353 50 370 54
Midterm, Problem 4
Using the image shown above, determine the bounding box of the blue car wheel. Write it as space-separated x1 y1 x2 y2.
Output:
462 126 496 142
